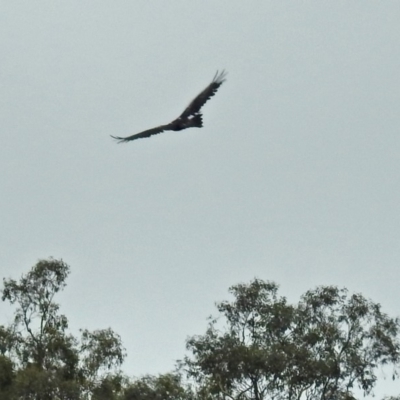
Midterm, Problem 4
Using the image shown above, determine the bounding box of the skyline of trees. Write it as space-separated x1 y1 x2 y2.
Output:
1 258 399 399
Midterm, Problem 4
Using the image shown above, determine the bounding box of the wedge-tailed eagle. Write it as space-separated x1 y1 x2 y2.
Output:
111 70 227 143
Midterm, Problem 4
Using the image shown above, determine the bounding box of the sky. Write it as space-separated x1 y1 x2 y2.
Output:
1 1 400 397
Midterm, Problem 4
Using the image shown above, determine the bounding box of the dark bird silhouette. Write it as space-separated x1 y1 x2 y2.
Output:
111 70 227 143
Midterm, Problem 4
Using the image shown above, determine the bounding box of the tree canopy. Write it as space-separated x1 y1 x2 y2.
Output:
1 258 125 399
1 259 399 399
182 279 400 400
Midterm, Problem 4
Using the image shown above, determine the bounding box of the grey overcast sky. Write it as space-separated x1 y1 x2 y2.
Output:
1 1 400 396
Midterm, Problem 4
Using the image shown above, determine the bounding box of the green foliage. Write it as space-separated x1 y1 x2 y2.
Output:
80 328 125 376
182 279 400 400
91 374 125 400
13 365 81 400
1 258 126 399
122 373 192 400
1 260 399 399
0 354 14 398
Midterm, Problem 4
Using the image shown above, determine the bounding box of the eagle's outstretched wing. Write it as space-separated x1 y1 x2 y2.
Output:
111 70 226 143
111 124 173 143
179 70 227 119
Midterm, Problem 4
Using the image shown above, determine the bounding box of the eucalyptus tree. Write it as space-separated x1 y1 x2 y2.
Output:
1 258 125 399
182 279 400 400
122 373 193 400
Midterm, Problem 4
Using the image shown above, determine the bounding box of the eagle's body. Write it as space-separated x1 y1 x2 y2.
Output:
111 70 226 143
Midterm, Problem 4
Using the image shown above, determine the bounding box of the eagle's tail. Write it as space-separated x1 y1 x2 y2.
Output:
189 114 203 128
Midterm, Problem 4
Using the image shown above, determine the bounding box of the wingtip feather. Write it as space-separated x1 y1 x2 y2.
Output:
213 69 227 84
110 135 128 144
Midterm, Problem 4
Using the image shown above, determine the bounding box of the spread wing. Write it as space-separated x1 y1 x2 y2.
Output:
179 70 227 119
110 124 174 143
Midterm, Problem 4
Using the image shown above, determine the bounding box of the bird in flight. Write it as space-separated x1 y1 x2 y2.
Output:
111 70 227 143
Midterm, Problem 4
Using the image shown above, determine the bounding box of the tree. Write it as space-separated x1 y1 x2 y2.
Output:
0 353 14 398
1 258 126 399
3 261 399 399
182 279 400 400
122 373 192 400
